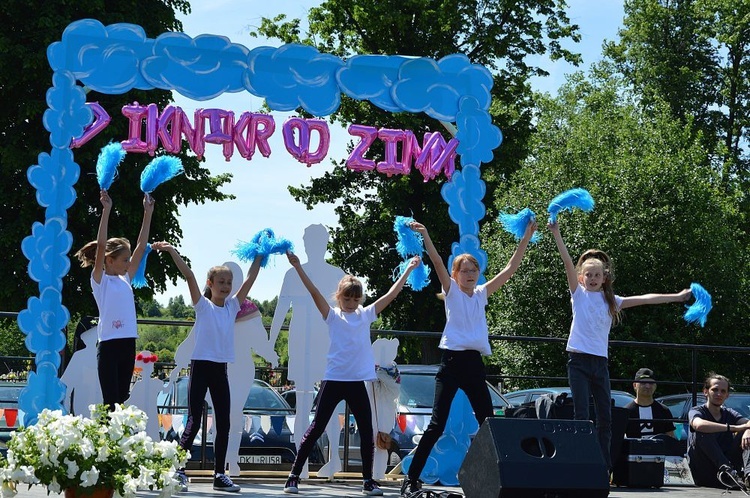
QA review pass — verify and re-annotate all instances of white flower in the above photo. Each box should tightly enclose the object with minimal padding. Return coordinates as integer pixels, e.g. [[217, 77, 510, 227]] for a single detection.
[[64, 458, 79, 479], [0, 480, 17, 498], [79, 467, 100, 487], [47, 476, 61, 494]]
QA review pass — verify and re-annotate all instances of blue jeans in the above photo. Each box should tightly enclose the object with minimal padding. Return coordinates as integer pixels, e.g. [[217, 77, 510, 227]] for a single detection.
[[567, 352, 612, 469]]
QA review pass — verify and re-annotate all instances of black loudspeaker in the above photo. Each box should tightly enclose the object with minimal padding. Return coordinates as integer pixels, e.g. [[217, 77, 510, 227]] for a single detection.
[[458, 418, 609, 498]]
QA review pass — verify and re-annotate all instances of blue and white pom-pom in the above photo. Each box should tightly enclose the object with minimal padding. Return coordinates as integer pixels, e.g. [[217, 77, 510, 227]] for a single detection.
[[684, 282, 712, 327], [498, 208, 540, 243], [96, 142, 126, 190], [547, 188, 595, 223], [140, 156, 184, 193], [233, 228, 294, 268], [131, 243, 152, 289], [394, 216, 424, 257], [393, 259, 431, 291]]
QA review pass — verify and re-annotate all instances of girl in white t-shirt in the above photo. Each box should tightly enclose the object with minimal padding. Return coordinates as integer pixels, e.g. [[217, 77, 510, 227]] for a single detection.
[[549, 220, 691, 471], [282, 252, 420, 496], [74, 190, 154, 411], [401, 219, 537, 496], [151, 241, 263, 493]]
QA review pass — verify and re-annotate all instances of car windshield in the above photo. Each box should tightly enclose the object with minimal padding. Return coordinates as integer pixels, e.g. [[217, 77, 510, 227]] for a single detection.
[[244, 382, 292, 412]]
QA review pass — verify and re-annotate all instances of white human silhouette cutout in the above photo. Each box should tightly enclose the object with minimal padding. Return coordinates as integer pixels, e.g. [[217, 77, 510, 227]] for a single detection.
[[368, 338, 400, 479], [223, 261, 279, 476], [60, 327, 102, 416], [126, 350, 164, 441], [269, 224, 345, 478]]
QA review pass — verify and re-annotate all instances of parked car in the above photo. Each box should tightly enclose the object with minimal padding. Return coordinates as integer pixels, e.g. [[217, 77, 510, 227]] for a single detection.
[[0, 381, 26, 457], [657, 392, 750, 421], [280, 365, 511, 469], [159, 377, 325, 469], [503, 387, 636, 408], [391, 365, 510, 464]]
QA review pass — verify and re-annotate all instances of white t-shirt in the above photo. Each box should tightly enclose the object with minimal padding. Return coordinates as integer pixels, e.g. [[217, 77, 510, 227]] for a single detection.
[[190, 295, 241, 363], [566, 285, 623, 358], [91, 273, 138, 342], [324, 304, 378, 382], [439, 279, 491, 356]]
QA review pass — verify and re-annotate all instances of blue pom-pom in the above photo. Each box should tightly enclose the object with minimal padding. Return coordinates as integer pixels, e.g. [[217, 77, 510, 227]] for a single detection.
[[684, 282, 712, 327], [131, 243, 152, 289], [394, 216, 424, 257], [96, 142, 126, 190], [547, 188, 595, 223], [233, 228, 294, 267], [140, 156, 184, 193], [498, 208, 540, 243], [393, 259, 431, 291]]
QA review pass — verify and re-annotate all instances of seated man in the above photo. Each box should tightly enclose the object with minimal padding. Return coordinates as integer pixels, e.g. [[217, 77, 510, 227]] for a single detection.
[[624, 368, 675, 439], [688, 373, 750, 488]]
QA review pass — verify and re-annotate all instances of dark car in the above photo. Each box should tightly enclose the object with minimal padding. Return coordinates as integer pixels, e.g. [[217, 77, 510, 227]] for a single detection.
[[503, 387, 636, 408], [159, 377, 325, 469]]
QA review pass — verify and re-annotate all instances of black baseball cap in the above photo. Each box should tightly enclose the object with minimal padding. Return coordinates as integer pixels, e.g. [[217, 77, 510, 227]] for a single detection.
[[634, 368, 656, 382]]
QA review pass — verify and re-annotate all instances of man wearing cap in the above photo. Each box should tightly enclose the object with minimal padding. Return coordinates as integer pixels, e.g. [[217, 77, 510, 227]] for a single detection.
[[624, 368, 675, 439]]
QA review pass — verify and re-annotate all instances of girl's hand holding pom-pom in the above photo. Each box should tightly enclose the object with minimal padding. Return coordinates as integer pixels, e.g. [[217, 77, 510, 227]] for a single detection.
[[409, 221, 427, 235], [286, 252, 301, 268]]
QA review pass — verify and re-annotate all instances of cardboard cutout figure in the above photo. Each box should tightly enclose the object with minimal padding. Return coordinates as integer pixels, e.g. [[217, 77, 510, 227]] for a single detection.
[[60, 327, 102, 416], [269, 224, 345, 478], [223, 261, 279, 476], [368, 338, 400, 479]]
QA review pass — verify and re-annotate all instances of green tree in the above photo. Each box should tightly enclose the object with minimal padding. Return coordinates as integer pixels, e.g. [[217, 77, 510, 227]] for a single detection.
[[604, 0, 750, 189], [253, 0, 582, 363], [138, 298, 163, 318], [486, 70, 748, 390], [0, 0, 233, 319], [166, 295, 194, 319]]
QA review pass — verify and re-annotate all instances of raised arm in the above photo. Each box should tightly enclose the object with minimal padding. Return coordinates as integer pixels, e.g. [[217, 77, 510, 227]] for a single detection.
[[234, 255, 263, 304], [286, 252, 330, 319], [373, 256, 420, 314], [128, 194, 155, 280], [151, 242, 201, 305], [92, 190, 112, 284], [620, 289, 692, 309], [485, 220, 538, 296], [410, 221, 451, 293], [548, 221, 578, 293]]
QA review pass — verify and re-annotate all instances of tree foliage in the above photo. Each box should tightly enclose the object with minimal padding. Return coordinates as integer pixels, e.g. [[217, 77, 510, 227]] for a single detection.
[[0, 0, 233, 319], [486, 70, 748, 391], [252, 0, 581, 363], [604, 0, 750, 190]]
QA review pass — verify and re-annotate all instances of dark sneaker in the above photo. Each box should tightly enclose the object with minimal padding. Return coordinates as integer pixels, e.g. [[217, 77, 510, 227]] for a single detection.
[[400, 476, 422, 497], [175, 468, 188, 493], [363, 478, 383, 496], [213, 473, 241, 492], [284, 474, 300, 494]]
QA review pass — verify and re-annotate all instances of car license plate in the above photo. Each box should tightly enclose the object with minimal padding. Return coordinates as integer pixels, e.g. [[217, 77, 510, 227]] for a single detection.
[[238, 455, 282, 464]]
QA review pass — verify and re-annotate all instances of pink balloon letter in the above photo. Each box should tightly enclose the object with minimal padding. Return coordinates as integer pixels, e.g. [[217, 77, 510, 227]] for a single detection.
[[70, 102, 111, 148]]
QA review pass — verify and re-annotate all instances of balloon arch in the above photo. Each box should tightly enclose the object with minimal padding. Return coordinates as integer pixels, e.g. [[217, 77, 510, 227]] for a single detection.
[[19, 19, 502, 428]]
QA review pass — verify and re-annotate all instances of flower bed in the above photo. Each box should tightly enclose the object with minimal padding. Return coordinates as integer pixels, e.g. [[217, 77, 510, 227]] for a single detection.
[[0, 404, 187, 497]]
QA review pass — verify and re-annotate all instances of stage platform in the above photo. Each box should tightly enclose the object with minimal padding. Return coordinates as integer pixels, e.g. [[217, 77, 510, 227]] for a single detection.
[[14, 472, 738, 497]]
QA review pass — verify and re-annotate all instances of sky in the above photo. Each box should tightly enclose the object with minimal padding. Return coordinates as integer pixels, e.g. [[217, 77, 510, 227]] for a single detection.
[[155, 0, 626, 305]]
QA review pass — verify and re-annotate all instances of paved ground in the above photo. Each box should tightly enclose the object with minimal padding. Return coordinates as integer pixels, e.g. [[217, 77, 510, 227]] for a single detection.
[[14, 477, 742, 497]]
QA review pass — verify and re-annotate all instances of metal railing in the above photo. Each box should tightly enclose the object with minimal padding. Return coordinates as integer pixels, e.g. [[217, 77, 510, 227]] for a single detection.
[[3, 312, 750, 470]]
